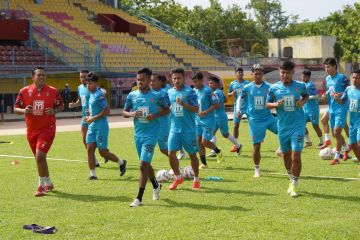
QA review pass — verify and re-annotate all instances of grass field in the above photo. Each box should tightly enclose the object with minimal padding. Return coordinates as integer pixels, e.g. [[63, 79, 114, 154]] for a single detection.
[[0, 121, 359, 239]]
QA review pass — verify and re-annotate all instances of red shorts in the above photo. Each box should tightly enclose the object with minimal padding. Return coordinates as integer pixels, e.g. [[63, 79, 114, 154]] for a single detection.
[[27, 125, 56, 155]]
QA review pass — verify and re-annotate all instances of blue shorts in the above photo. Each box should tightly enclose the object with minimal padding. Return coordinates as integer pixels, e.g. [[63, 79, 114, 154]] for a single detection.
[[168, 131, 199, 154], [329, 112, 347, 130], [349, 125, 360, 144], [278, 128, 305, 152], [158, 129, 169, 151], [81, 120, 88, 128], [249, 117, 278, 144], [305, 111, 319, 125], [135, 136, 157, 163], [215, 119, 229, 136], [196, 122, 215, 141], [86, 126, 109, 150], [233, 110, 244, 124]]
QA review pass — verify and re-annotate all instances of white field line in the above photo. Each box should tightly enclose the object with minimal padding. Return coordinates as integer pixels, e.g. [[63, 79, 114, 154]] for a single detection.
[[1, 154, 359, 181]]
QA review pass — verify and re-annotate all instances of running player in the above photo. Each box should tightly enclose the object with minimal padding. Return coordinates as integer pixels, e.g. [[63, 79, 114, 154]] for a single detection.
[[339, 70, 360, 164], [151, 73, 170, 156], [167, 68, 200, 190], [191, 72, 222, 168], [228, 67, 248, 152], [84, 72, 127, 180], [323, 58, 350, 165], [69, 70, 100, 167], [266, 60, 309, 197], [301, 69, 323, 147], [207, 76, 242, 157], [14, 66, 64, 197], [124, 68, 170, 207], [238, 64, 278, 177]]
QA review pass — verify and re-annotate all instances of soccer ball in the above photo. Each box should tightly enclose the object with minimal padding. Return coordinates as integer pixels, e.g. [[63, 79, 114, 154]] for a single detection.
[[319, 147, 333, 160], [156, 169, 171, 182], [183, 166, 194, 179]]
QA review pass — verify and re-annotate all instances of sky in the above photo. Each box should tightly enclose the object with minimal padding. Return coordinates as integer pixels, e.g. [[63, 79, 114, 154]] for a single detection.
[[175, 0, 359, 21]]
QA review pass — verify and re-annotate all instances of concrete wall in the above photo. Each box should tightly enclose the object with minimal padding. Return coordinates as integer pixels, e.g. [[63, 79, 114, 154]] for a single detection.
[[268, 36, 336, 59]]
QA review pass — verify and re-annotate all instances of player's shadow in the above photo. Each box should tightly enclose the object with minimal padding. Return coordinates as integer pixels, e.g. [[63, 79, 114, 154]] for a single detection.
[[160, 198, 249, 212], [179, 187, 275, 197], [262, 174, 355, 182], [220, 166, 276, 173], [102, 176, 138, 182], [302, 191, 360, 203], [48, 190, 132, 202]]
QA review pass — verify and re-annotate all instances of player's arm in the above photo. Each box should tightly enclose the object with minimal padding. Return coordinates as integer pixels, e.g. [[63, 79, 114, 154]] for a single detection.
[[199, 93, 220, 117], [122, 94, 142, 118], [69, 98, 81, 109], [14, 91, 33, 115], [178, 90, 198, 113], [227, 85, 234, 96], [266, 88, 282, 109], [296, 86, 309, 107], [85, 106, 110, 124], [45, 91, 64, 115]]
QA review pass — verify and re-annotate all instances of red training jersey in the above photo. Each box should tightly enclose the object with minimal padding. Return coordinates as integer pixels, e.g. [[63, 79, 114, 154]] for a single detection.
[[14, 84, 64, 132]]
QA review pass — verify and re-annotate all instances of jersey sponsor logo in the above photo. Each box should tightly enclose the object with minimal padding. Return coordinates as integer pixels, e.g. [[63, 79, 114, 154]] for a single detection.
[[283, 95, 295, 112], [349, 99, 358, 112], [173, 102, 184, 117], [33, 100, 44, 115], [254, 96, 264, 110], [138, 106, 149, 123]]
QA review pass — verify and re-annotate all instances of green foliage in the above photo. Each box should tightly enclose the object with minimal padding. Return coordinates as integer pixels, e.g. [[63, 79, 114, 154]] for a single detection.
[[251, 42, 265, 56]]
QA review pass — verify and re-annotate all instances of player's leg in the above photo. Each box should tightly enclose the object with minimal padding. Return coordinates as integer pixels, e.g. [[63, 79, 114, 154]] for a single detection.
[[82, 123, 100, 167], [249, 119, 267, 177], [220, 119, 242, 155], [304, 127, 312, 147], [183, 132, 200, 190], [158, 130, 169, 156], [288, 129, 304, 197], [349, 126, 360, 162], [200, 124, 223, 164], [87, 142, 97, 179], [197, 124, 208, 168], [231, 119, 240, 152], [97, 126, 126, 174], [278, 132, 293, 194], [330, 113, 346, 165], [34, 128, 56, 196], [253, 143, 261, 177], [168, 132, 184, 190], [311, 111, 323, 147], [320, 111, 331, 148]]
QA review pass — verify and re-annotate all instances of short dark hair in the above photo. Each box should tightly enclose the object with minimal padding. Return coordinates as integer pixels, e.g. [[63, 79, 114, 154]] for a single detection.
[[323, 57, 337, 67], [209, 76, 220, 84], [235, 67, 243, 73], [137, 68, 152, 76], [158, 75, 167, 83], [191, 72, 203, 80], [352, 69, 360, 74], [302, 69, 311, 77], [80, 70, 89, 74], [171, 68, 185, 76], [86, 72, 99, 82], [280, 60, 295, 70], [32, 66, 45, 76]]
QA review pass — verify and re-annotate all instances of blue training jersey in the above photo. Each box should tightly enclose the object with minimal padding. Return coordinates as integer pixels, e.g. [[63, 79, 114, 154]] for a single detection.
[[168, 85, 198, 133], [228, 79, 250, 108], [341, 86, 360, 127], [326, 72, 350, 114], [241, 81, 273, 121], [303, 81, 319, 114], [89, 87, 108, 128], [124, 89, 169, 138], [213, 88, 228, 122], [78, 84, 90, 118], [266, 80, 309, 131], [195, 85, 219, 125], [152, 88, 171, 131]]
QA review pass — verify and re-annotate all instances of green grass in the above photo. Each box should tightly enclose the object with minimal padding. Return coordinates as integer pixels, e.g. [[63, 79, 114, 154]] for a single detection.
[[0, 121, 359, 239]]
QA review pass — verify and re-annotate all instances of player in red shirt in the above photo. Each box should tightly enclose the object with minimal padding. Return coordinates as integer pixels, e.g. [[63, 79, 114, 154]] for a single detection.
[[14, 66, 64, 197]]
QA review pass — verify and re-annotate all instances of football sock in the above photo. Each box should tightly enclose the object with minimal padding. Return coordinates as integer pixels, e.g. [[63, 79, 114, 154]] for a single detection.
[[255, 165, 260, 170], [39, 177, 46, 187], [118, 159, 124, 165], [200, 155, 207, 165], [90, 169, 96, 177], [150, 177, 159, 189], [213, 147, 221, 154], [287, 170, 293, 180], [292, 176, 299, 186], [194, 177, 199, 182], [45, 177, 52, 185], [319, 137, 323, 144], [227, 135, 240, 148], [176, 174, 182, 180], [324, 134, 330, 141], [335, 151, 341, 159], [137, 188, 145, 202]]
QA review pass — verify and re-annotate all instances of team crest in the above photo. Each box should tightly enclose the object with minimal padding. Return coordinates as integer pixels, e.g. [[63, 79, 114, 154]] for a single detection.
[[28, 90, 32, 97]]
